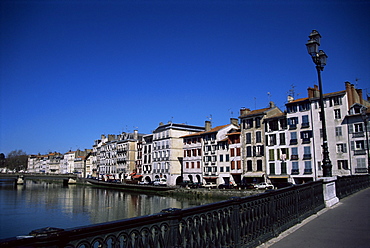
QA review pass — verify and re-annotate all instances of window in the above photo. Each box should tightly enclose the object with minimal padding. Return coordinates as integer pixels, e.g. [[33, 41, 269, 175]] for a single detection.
[[279, 133, 286, 145], [269, 149, 275, 161], [191, 162, 194, 168], [331, 96, 342, 106], [226, 154, 230, 162], [291, 147, 298, 160], [335, 127, 342, 137], [246, 133, 251, 144], [303, 146, 311, 159], [230, 148, 235, 157], [220, 154, 223, 162], [288, 117, 298, 129], [247, 160, 252, 171], [334, 109, 341, 119], [231, 161, 235, 170], [197, 161, 200, 168], [220, 167, 224, 172], [269, 134, 276, 146], [355, 158, 367, 173], [299, 103, 310, 111], [290, 132, 298, 145], [237, 160, 241, 169], [292, 162, 299, 174], [301, 131, 312, 143], [269, 163, 275, 175], [287, 105, 297, 113], [337, 160, 348, 170], [354, 123, 364, 133], [304, 161, 312, 174], [256, 131, 262, 143], [302, 115, 309, 127], [257, 160, 263, 171], [246, 146, 252, 157], [336, 143, 347, 153], [236, 147, 241, 156], [255, 117, 261, 128], [245, 119, 253, 129]]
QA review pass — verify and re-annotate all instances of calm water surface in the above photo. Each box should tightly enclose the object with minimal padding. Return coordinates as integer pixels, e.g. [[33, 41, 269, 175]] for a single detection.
[[0, 180, 218, 239]]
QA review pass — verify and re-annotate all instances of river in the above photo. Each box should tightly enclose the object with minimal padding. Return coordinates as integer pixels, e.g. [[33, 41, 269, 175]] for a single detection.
[[0, 180, 219, 239]]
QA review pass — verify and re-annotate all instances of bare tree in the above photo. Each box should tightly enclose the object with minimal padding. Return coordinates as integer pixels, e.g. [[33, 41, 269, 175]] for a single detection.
[[5, 150, 28, 171]]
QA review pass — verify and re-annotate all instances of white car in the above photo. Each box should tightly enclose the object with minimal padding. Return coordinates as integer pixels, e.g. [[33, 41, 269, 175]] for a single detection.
[[254, 182, 274, 190], [203, 183, 217, 189], [153, 178, 167, 186]]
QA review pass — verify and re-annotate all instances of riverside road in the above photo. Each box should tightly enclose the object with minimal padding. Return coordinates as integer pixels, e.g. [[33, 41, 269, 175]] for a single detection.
[[259, 187, 370, 248]]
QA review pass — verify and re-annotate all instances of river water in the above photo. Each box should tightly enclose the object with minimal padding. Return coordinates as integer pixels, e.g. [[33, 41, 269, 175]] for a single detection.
[[0, 180, 219, 239]]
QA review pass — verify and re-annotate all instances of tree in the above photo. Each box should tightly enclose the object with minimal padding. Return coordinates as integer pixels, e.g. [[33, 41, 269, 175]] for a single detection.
[[0, 153, 5, 168], [5, 150, 28, 171]]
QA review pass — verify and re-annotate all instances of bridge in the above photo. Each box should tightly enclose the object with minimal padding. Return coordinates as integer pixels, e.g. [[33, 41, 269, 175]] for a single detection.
[[0, 175, 369, 248], [0, 173, 78, 185]]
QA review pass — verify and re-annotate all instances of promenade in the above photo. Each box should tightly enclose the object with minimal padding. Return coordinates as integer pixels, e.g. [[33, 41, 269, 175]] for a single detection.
[[259, 187, 370, 248]]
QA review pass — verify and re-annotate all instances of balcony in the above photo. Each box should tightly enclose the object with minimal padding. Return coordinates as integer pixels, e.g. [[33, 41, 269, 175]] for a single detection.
[[301, 122, 310, 128], [290, 139, 298, 145], [303, 154, 312, 160], [354, 150, 366, 155], [289, 125, 297, 130], [304, 169, 313, 174], [355, 168, 368, 173], [291, 155, 299, 160], [352, 132, 364, 138], [302, 138, 311, 144], [291, 169, 299, 175]]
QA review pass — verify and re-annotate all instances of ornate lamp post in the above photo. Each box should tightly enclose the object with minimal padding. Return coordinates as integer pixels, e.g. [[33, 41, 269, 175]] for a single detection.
[[360, 106, 370, 173], [306, 30, 332, 177]]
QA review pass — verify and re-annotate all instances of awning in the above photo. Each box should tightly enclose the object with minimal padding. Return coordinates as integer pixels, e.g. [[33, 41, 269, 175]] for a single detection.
[[132, 175, 143, 179], [268, 175, 289, 179], [130, 172, 136, 176], [243, 172, 264, 177]]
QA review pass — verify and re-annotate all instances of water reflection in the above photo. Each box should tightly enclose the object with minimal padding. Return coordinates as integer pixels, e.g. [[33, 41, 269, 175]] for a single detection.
[[0, 180, 217, 239]]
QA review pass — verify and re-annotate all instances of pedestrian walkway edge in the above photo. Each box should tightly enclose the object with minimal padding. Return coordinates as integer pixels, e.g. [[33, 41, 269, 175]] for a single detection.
[[256, 202, 343, 248]]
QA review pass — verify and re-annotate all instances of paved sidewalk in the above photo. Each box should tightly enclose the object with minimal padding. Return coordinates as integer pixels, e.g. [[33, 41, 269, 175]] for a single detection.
[[259, 187, 370, 248]]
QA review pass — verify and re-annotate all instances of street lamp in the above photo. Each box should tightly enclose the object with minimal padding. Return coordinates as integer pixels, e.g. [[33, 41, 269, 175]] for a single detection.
[[306, 30, 332, 177], [360, 106, 370, 173]]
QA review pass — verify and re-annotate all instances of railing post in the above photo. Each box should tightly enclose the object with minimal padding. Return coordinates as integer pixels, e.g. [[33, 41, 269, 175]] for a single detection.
[[161, 208, 182, 248], [230, 197, 241, 248], [322, 177, 339, 207]]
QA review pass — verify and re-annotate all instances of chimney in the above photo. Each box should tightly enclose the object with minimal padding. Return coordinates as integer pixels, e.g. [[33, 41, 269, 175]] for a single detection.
[[356, 89, 363, 104], [240, 107, 250, 116], [287, 95, 294, 102], [269, 101, 275, 108], [205, 120, 212, 131], [345, 81, 354, 107], [134, 130, 138, 140], [230, 118, 239, 126]]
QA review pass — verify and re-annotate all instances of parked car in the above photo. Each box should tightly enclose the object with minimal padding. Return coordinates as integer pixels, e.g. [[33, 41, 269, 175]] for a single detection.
[[274, 182, 294, 189], [203, 182, 217, 189], [254, 182, 274, 190], [153, 178, 167, 186]]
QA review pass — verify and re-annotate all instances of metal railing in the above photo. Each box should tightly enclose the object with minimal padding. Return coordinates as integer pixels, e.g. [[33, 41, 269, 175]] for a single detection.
[[335, 175, 370, 199], [0, 181, 324, 248]]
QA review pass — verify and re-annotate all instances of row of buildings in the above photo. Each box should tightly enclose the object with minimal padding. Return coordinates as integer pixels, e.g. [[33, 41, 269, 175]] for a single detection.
[[28, 82, 370, 186]]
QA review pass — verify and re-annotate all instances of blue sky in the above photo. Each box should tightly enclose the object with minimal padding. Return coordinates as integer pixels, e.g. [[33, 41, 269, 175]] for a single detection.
[[1, 0, 369, 156]]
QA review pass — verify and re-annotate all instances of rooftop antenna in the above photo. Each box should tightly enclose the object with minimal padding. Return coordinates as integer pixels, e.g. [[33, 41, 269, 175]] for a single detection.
[[228, 109, 234, 117], [206, 114, 212, 124], [267, 92, 272, 102], [254, 97, 257, 109], [355, 78, 360, 88]]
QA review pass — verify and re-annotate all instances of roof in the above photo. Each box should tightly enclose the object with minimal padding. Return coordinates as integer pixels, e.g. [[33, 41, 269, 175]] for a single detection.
[[180, 124, 232, 138], [264, 112, 286, 120], [239, 107, 271, 118], [287, 90, 346, 104]]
